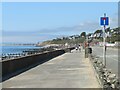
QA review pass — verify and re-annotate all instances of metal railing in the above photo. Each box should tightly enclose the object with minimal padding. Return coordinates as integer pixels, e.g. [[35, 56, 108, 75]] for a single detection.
[[1, 47, 55, 60], [1, 46, 74, 60]]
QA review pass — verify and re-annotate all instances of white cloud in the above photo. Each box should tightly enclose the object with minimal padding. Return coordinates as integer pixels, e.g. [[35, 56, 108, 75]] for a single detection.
[[79, 23, 84, 26], [2, 16, 118, 43]]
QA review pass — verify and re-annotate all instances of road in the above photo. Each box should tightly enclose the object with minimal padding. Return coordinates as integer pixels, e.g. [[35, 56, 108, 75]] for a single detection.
[[92, 46, 119, 78]]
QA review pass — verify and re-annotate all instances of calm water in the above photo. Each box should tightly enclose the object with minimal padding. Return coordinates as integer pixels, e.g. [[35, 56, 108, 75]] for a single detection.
[[1, 45, 41, 55]]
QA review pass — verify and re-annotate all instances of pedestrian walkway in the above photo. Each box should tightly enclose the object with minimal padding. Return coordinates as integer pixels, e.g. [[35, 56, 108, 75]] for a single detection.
[[2, 50, 100, 88]]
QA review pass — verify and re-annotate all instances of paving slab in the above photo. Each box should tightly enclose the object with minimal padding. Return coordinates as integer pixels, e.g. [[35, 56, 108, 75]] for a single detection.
[[2, 50, 100, 88]]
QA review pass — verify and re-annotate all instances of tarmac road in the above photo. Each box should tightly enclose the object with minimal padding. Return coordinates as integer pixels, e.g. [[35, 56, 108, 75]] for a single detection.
[[92, 46, 119, 79]]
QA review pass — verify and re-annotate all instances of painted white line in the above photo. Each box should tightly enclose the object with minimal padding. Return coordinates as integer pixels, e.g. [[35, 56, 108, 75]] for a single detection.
[[95, 55, 119, 62], [107, 57, 120, 62]]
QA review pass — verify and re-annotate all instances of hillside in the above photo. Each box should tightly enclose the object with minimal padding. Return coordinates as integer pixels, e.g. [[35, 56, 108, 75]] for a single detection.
[[37, 27, 120, 46]]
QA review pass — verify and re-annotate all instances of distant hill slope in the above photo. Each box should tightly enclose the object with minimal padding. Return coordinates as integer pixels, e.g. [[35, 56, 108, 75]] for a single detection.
[[37, 27, 120, 46]]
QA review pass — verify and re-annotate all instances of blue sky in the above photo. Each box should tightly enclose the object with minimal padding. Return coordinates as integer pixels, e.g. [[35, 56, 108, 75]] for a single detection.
[[2, 2, 118, 43]]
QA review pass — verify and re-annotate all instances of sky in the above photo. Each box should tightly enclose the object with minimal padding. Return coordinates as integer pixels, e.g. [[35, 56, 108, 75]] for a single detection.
[[1, 2, 118, 43]]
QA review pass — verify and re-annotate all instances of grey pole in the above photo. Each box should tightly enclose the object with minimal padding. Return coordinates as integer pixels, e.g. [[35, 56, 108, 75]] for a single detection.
[[103, 13, 106, 67]]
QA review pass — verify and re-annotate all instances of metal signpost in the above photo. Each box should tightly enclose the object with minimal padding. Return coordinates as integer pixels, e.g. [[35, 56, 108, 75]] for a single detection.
[[100, 13, 109, 67]]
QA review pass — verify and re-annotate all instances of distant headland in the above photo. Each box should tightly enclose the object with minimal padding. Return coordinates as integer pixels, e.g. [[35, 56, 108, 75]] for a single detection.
[[2, 43, 37, 46]]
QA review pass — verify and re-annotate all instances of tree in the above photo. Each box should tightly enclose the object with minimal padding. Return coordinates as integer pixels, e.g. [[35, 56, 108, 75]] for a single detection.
[[105, 27, 110, 33], [94, 30, 102, 34], [94, 30, 103, 39], [80, 32, 86, 37]]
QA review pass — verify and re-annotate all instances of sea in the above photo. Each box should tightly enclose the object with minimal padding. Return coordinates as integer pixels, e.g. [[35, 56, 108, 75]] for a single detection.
[[1, 45, 41, 56]]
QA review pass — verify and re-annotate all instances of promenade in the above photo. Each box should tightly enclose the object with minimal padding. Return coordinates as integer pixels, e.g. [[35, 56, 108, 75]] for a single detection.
[[2, 50, 100, 88]]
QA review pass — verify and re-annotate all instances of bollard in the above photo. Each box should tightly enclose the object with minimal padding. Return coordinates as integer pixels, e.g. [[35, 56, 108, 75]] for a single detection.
[[85, 47, 92, 58], [88, 47, 92, 54], [85, 48, 88, 58]]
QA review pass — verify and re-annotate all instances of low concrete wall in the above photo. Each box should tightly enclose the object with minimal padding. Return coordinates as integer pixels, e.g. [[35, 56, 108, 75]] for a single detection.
[[2, 47, 74, 81]]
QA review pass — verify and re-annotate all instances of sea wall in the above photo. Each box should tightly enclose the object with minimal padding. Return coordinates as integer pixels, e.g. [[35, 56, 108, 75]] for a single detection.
[[2, 47, 74, 81]]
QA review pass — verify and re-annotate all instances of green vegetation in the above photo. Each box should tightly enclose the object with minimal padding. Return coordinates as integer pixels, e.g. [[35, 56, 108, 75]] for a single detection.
[[38, 27, 120, 46], [93, 27, 120, 43], [40, 36, 86, 45]]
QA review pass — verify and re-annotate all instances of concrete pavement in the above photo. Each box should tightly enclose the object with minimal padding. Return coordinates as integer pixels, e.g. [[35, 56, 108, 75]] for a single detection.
[[2, 50, 100, 88]]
